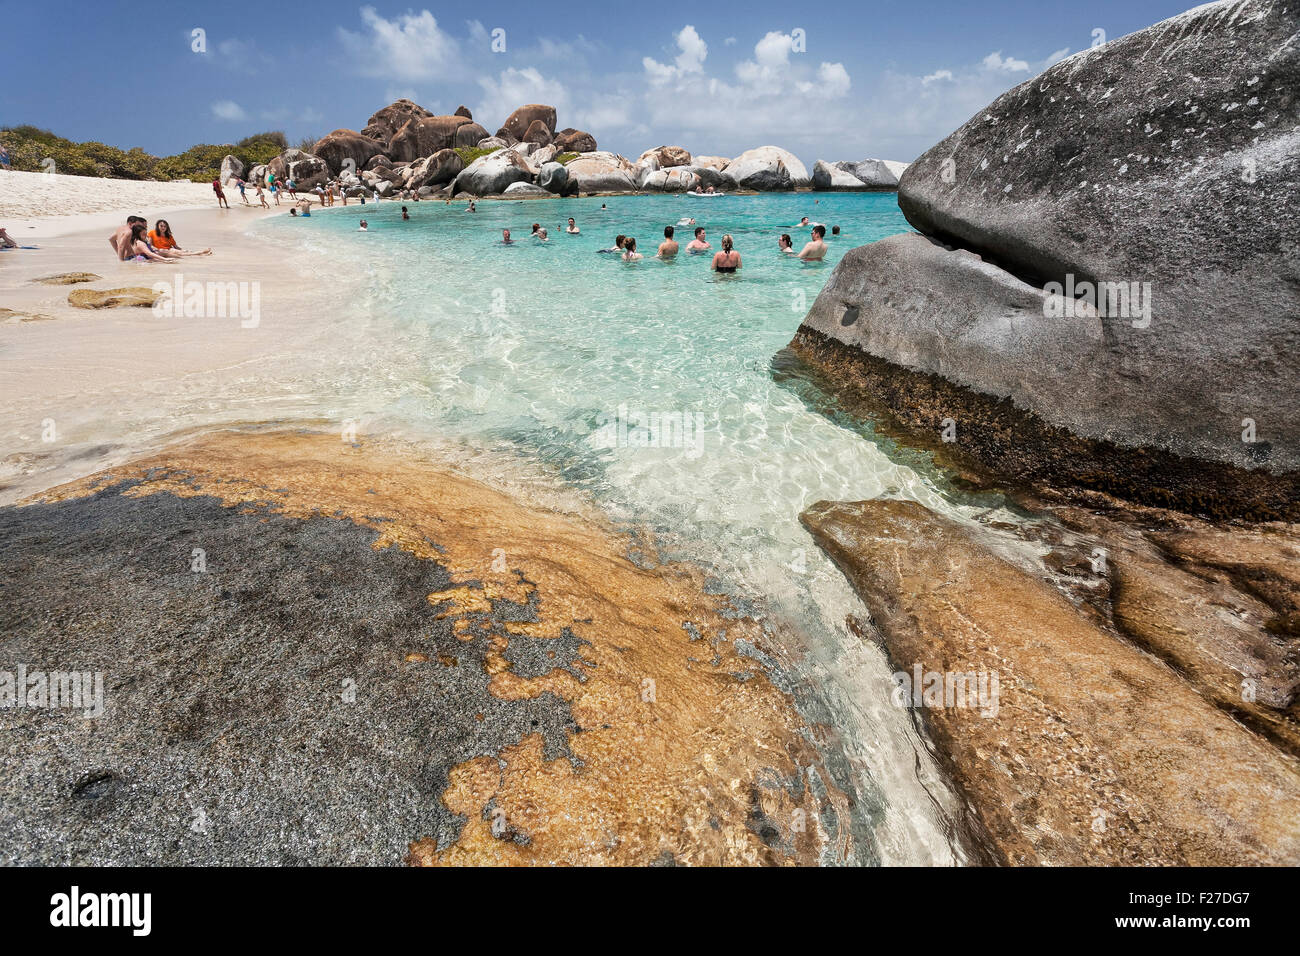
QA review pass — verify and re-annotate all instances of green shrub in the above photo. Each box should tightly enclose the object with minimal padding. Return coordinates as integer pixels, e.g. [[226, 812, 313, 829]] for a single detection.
[[554, 152, 580, 165], [453, 145, 499, 166]]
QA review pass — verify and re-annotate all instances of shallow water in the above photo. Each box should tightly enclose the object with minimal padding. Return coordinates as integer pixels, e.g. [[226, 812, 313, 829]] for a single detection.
[[255, 192, 1027, 864]]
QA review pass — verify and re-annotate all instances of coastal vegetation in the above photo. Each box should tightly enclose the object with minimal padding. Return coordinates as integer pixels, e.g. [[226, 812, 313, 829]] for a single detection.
[[0, 125, 287, 182]]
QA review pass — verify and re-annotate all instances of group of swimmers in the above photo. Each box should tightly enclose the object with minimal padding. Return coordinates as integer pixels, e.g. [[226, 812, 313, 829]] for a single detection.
[[494, 216, 833, 272], [109, 216, 211, 262]]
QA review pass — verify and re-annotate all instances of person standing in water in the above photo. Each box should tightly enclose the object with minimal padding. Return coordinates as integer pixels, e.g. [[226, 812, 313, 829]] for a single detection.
[[686, 227, 710, 252], [566, 218, 580, 234], [778, 233, 795, 254], [711, 234, 741, 273], [622, 237, 643, 261], [657, 225, 678, 259], [798, 224, 828, 261], [212, 178, 230, 209]]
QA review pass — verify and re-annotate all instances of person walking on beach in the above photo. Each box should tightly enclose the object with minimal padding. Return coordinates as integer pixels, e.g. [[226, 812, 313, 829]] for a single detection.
[[686, 227, 710, 252], [212, 177, 230, 209], [711, 234, 741, 274], [798, 225, 828, 261], [255, 184, 270, 209], [269, 180, 281, 206], [657, 225, 678, 258], [286, 179, 297, 200], [0, 144, 10, 171], [237, 179, 249, 205]]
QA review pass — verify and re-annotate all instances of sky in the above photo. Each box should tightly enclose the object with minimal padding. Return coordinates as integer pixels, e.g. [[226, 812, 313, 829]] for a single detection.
[[0, 0, 1201, 166]]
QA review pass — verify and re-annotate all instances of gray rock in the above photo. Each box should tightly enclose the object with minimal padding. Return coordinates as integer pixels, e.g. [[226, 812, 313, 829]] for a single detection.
[[477, 136, 508, 150], [219, 154, 244, 185], [640, 168, 700, 192], [834, 159, 909, 189], [813, 160, 869, 190], [451, 149, 535, 195], [563, 151, 637, 193], [503, 182, 552, 197], [404, 149, 464, 190], [312, 129, 387, 176], [891, 0, 1300, 476], [724, 146, 810, 190], [537, 161, 570, 193]]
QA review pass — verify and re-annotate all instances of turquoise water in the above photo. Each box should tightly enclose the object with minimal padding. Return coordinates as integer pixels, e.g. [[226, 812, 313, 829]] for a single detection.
[[260, 192, 1016, 864]]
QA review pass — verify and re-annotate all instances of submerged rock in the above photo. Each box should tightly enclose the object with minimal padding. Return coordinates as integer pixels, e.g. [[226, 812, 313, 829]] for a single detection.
[[800, 497, 1300, 865], [32, 272, 100, 285], [68, 287, 162, 309]]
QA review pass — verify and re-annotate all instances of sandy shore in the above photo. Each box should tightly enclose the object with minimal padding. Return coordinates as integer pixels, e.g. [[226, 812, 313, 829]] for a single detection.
[[0, 172, 361, 501]]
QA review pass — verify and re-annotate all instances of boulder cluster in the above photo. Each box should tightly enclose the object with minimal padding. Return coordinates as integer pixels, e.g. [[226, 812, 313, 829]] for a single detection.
[[218, 97, 909, 199]]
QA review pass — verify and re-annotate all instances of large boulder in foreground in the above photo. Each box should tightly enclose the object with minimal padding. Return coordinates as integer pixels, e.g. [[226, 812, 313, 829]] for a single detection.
[[389, 115, 476, 163], [497, 104, 557, 143], [725, 146, 810, 190], [788, 231, 1300, 519], [362, 98, 433, 146], [893, 0, 1299, 477], [313, 129, 386, 175], [450, 149, 535, 195], [563, 151, 637, 193], [800, 497, 1300, 865]]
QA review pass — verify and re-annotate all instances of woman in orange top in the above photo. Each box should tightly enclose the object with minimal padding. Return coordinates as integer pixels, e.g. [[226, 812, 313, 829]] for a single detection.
[[149, 220, 211, 257]]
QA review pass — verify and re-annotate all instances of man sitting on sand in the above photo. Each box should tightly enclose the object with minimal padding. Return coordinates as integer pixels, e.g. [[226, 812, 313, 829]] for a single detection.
[[798, 225, 828, 261], [117, 221, 171, 262], [110, 216, 147, 257], [686, 227, 710, 252], [657, 225, 678, 258]]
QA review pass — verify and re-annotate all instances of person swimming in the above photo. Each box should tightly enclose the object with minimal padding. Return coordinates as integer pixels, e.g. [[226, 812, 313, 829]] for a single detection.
[[622, 237, 643, 261], [359, 220, 368, 231], [566, 218, 579, 234], [686, 227, 710, 252], [501, 228, 513, 244], [778, 233, 795, 254], [831, 225, 840, 236], [711, 234, 741, 274], [535, 227, 549, 241], [598, 234, 626, 254], [402, 206, 410, 220]]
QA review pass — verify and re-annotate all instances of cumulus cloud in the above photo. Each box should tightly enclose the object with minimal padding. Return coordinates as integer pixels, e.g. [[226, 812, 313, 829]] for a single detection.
[[475, 67, 572, 126], [922, 69, 954, 86], [643, 25, 708, 84], [211, 100, 248, 121], [338, 6, 460, 81], [982, 50, 1030, 72]]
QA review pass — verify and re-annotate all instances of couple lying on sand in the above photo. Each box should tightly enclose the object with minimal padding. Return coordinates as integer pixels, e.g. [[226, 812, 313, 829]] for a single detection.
[[110, 216, 211, 262]]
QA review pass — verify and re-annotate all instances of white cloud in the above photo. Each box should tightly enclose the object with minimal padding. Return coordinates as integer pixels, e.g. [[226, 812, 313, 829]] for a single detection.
[[922, 69, 954, 86], [475, 67, 572, 128], [211, 100, 248, 121], [982, 51, 1030, 72], [723, 37, 737, 46], [338, 6, 460, 81], [643, 24, 708, 84], [818, 62, 851, 98]]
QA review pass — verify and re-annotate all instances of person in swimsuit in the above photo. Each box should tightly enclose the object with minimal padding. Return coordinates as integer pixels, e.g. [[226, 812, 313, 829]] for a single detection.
[[566, 218, 579, 234], [212, 178, 229, 209], [711, 234, 741, 274], [149, 220, 211, 257], [657, 225, 678, 258], [798, 224, 828, 261], [501, 229, 513, 244], [237, 179, 249, 204], [359, 220, 368, 231], [402, 206, 410, 220], [120, 222, 170, 261], [598, 235, 626, 254], [778, 233, 795, 254], [0, 228, 18, 249], [255, 184, 270, 209], [686, 227, 710, 252], [622, 237, 643, 261]]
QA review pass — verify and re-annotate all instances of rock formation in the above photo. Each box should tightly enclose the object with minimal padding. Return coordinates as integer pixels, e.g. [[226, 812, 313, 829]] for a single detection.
[[389, 115, 476, 163], [361, 98, 433, 146], [312, 129, 386, 175], [450, 149, 536, 196], [789, 0, 1300, 519], [563, 151, 638, 193], [497, 104, 557, 144], [800, 498, 1300, 865], [724, 146, 810, 190], [553, 128, 597, 153]]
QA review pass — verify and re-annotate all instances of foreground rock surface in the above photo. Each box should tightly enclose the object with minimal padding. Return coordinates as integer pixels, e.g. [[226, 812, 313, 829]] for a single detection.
[[0, 430, 840, 865], [896, 0, 1300, 474], [801, 498, 1300, 865]]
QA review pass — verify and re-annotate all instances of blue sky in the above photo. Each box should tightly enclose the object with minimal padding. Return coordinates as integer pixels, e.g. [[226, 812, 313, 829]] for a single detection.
[[1, 0, 1198, 164]]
